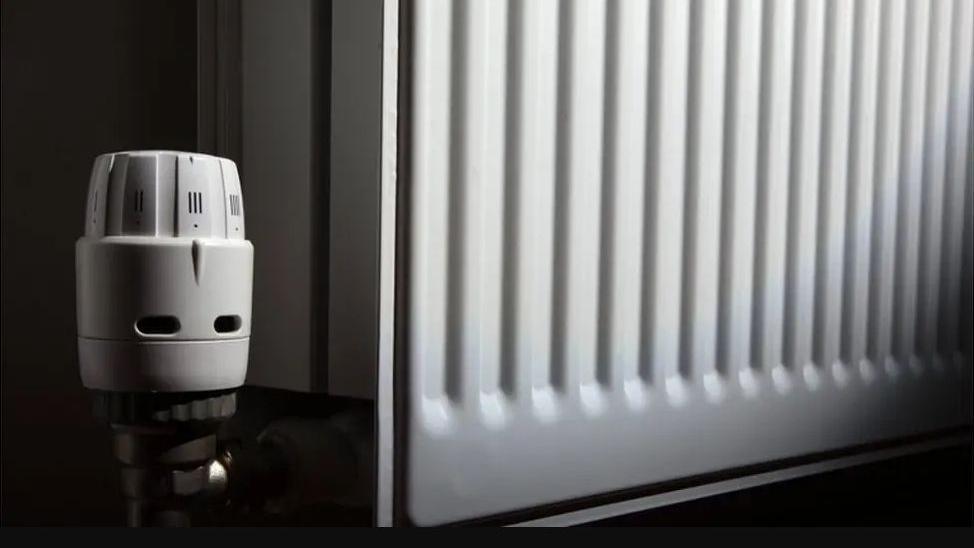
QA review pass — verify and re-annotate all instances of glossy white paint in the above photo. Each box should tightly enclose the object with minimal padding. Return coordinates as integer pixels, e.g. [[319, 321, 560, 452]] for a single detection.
[[401, 0, 974, 526]]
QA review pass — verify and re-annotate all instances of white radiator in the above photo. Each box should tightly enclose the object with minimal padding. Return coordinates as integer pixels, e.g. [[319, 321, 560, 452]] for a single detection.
[[399, 0, 973, 525]]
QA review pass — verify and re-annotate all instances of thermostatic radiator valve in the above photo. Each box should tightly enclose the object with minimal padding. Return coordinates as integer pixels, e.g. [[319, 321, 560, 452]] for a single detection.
[[76, 150, 252, 392], [76, 151, 253, 526]]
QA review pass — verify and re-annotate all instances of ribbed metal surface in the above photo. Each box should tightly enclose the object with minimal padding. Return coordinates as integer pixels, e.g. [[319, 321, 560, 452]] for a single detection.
[[405, 0, 973, 525]]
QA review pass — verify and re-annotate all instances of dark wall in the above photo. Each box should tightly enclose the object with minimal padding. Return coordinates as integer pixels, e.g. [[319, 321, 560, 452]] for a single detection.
[[1, 0, 197, 524]]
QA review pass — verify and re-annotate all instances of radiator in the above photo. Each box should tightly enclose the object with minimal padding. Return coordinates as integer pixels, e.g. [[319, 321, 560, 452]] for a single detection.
[[400, 0, 973, 525]]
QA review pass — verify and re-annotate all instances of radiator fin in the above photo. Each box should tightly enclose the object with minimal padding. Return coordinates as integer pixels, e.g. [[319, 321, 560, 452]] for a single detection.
[[406, 0, 974, 525]]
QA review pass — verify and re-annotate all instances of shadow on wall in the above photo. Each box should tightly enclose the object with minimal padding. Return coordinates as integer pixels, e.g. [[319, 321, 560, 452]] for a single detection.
[[1, 0, 197, 524]]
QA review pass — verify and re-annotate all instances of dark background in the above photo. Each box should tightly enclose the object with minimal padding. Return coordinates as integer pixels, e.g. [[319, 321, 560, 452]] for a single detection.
[[2, 0, 197, 524], [1, 0, 971, 527]]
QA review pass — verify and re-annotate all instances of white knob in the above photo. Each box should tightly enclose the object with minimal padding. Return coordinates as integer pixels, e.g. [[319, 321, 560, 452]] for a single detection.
[[77, 151, 253, 393], [85, 151, 245, 240]]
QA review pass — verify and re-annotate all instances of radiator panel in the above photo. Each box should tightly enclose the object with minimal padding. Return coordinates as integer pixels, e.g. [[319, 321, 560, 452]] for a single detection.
[[404, 0, 974, 525]]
